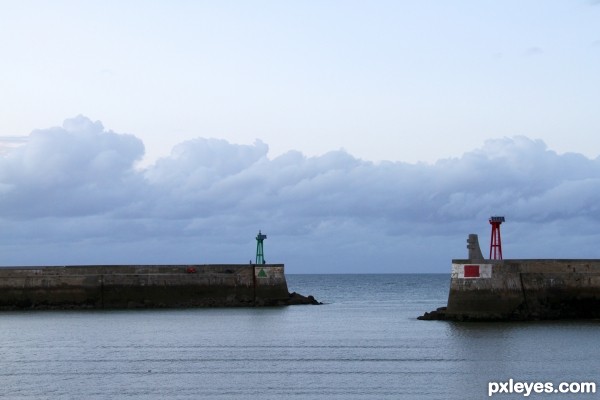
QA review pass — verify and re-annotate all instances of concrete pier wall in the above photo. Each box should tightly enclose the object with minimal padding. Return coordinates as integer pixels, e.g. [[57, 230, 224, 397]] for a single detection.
[[0, 264, 290, 309], [445, 260, 600, 320]]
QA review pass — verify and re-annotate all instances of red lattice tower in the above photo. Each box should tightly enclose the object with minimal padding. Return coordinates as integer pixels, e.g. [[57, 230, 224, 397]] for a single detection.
[[489, 216, 505, 260]]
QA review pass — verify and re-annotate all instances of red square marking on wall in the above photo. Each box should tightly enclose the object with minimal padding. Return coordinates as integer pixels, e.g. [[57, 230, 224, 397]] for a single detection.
[[464, 265, 480, 278]]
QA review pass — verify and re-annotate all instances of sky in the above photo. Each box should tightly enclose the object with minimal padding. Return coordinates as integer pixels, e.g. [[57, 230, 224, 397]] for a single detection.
[[0, 1, 599, 273]]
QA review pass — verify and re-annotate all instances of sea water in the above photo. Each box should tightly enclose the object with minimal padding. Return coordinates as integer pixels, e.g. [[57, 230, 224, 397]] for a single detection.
[[1, 274, 599, 399]]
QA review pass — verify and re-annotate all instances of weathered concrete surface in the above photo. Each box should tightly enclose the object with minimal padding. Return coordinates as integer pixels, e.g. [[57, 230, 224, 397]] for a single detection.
[[420, 260, 600, 321], [0, 264, 319, 310]]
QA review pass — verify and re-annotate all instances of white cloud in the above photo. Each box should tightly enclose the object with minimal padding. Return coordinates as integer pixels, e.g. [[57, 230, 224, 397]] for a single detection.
[[2, 117, 600, 272], [0, 115, 145, 218], [0, 136, 28, 156]]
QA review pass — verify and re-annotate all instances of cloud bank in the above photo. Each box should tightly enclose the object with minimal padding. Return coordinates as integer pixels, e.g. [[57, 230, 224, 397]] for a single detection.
[[1, 116, 600, 273]]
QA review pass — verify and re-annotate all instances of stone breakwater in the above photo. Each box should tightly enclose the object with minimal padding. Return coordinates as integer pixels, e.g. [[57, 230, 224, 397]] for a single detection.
[[0, 264, 320, 310], [419, 259, 600, 321]]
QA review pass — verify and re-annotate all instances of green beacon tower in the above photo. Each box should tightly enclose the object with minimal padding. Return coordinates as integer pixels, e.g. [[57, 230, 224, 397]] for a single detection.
[[255, 230, 267, 264]]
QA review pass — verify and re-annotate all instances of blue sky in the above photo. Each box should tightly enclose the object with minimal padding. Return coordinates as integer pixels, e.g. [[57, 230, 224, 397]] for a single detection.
[[0, 1, 599, 272]]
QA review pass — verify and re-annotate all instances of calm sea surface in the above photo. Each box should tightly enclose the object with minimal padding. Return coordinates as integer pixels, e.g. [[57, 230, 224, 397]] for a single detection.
[[1, 274, 599, 399]]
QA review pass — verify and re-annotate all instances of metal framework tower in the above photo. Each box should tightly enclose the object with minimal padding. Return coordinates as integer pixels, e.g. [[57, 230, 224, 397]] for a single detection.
[[255, 230, 267, 264], [489, 216, 505, 260]]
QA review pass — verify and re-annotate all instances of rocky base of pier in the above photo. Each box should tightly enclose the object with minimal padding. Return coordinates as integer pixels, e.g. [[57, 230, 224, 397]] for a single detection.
[[257, 291, 322, 306], [286, 292, 322, 305], [417, 307, 449, 321]]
